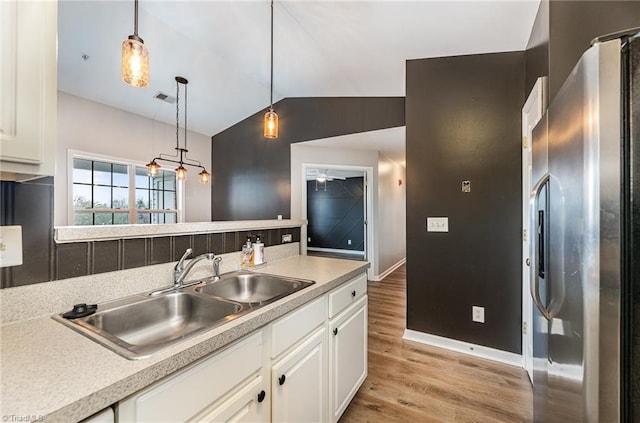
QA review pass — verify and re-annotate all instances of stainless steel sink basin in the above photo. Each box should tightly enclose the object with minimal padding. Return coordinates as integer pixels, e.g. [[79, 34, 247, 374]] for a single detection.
[[53, 292, 245, 359], [195, 272, 315, 305]]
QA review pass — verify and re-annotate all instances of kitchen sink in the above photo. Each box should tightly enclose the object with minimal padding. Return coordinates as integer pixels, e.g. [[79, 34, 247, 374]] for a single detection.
[[195, 272, 315, 305], [54, 272, 315, 360], [53, 292, 245, 359]]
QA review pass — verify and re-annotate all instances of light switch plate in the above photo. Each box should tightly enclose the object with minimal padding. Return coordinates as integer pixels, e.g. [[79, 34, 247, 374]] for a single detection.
[[426, 217, 449, 232], [0, 226, 23, 267]]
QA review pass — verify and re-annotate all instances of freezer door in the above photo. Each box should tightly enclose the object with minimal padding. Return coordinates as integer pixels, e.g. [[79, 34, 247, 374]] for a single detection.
[[545, 39, 622, 422]]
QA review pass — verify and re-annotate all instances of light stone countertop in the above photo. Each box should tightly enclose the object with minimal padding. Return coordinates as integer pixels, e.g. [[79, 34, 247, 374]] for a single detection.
[[54, 219, 306, 243], [0, 255, 369, 422]]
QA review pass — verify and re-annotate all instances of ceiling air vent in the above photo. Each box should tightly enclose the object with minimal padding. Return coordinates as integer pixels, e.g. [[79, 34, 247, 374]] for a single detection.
[[154, 92, 176, 104]]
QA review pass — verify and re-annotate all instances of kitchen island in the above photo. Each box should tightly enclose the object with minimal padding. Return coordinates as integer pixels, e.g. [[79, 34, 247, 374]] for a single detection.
[[0, 255, 368, 422]]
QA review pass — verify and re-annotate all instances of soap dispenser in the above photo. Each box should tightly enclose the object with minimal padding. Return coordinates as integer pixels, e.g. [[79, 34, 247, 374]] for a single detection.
[[241, 237, 254, 267], [254, 235, 265, 265]]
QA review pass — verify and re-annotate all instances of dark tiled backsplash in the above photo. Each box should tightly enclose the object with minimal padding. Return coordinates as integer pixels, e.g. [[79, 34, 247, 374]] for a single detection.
[[1, 228, 300, 288]]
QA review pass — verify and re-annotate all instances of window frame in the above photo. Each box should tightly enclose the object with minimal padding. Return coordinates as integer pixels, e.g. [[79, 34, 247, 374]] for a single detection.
[[68, 150, 185, 226]]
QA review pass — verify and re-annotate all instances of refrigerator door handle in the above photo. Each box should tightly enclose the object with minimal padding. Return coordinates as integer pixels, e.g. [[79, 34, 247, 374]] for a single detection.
[[530, 172, 553, 321]]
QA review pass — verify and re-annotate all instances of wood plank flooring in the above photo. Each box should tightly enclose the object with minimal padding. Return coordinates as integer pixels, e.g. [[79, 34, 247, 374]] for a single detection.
[[339, 264, 533, 423]]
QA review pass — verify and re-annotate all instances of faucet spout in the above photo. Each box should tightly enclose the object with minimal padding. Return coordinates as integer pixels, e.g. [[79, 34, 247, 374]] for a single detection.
[[174, 253, 215, 288]]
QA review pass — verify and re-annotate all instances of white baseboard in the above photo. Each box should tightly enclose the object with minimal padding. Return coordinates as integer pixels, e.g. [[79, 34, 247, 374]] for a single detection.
[[371, 258, 406, 281], [307, 247, 365, 256], [402, 329, 522, 368]]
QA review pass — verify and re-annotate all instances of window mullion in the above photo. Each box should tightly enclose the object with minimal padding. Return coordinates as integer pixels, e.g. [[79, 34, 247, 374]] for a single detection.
[[129, 164, 136, 224]]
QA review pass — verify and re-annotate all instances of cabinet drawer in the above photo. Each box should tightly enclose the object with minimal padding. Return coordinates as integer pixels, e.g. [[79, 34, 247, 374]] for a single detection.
[[271, 295, 326, 359], [328, 273, 367, 318], [119, 332, 263, 422]]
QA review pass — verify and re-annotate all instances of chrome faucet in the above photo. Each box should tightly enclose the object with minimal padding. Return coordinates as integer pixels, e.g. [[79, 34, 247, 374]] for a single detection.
[[213, 257, 222, 280], [174, 248, 193, 282], [174, 252, 215, 288]]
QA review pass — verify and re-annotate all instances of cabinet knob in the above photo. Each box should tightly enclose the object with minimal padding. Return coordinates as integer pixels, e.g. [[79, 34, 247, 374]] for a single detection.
[[351, 290, 356, 297], [278, 374, 286, 385], [333, 328, 338, 336], [257, 390, 266, 403]]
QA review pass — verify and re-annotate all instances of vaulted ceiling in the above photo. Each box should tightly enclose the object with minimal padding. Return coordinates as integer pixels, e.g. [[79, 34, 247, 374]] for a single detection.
[[58, 1, 540, 139]]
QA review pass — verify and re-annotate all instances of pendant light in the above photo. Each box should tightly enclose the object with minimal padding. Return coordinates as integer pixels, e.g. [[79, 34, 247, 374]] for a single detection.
[[122, 0, 149, 88], [264, 0, 278, 139], [146, 77, 211, 184]]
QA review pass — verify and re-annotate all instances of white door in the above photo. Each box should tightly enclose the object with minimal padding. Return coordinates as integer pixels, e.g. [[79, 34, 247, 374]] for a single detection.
[[329, 297, 367, 423], [521, 77, 546, 383], [272, 328, 326, 423]]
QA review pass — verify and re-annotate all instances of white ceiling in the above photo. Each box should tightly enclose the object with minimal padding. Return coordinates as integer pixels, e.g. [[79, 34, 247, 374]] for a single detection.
[[58, 0, 540, 163]]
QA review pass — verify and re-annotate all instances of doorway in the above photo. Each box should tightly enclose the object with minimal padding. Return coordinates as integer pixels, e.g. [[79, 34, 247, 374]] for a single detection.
[[301, 164, 373, 271], [305, 167, 367, 261]]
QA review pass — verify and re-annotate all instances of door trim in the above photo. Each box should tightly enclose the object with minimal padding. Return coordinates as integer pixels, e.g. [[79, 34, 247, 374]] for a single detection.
[[522, 76, 547, 382]]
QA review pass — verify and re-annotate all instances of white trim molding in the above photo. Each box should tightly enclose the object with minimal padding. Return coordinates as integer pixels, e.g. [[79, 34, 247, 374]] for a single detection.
[[403, 329, 522, 368], [307, 247, 365, 256], [371, 258, 406, 281]]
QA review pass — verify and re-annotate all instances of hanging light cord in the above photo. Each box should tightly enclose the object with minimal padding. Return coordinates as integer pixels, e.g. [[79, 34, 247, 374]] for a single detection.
[[133, 0, 139, 37], [269, 0, 274, 110], [184, 80, 188, 151], [175, 79, 180, 151]]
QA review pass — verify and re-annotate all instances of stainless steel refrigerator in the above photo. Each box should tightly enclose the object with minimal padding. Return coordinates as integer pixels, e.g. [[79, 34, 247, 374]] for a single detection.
[[530, 29, 640, 422]]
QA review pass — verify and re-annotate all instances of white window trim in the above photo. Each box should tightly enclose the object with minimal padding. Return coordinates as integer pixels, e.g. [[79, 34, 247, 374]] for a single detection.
[[67, 149, 185, 226]]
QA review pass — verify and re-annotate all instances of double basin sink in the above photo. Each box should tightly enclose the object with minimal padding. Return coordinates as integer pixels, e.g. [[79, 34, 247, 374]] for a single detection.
[[54, 272, 315, 359]]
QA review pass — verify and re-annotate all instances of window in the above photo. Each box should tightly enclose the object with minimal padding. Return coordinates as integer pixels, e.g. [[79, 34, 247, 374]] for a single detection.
[[71, 155, 180, 225]]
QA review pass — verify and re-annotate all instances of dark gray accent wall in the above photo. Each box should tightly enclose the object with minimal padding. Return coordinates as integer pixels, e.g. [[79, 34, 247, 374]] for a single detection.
[[307, 177, 365, 251], [525, 0, 549, 96], [548, 1, 640, 100], [406, 51, 524, 354], [0, 177, 54, 288], [211, 97, 405, 221]]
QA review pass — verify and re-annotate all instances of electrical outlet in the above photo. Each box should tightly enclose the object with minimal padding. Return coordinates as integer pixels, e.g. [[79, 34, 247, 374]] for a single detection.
[[472, 306, 485, 323], [282, 234, 292, 243], [307, 237, 311, 242], [347, 239, 352, 245]]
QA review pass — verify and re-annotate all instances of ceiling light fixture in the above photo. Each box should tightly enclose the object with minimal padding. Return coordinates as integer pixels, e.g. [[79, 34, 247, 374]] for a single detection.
[[146, 77, 210, 184], [122, 0, 149, 88], [264, 0, 278, 139]]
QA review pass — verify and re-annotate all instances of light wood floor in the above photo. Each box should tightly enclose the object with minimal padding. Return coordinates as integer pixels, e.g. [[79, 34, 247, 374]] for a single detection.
[[339, 264, 533, 423]]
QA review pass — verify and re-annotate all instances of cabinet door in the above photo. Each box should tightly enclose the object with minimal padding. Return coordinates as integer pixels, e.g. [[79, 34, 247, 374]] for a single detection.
[[272, 327, 326, 423], [0, 0, 56, 175], [191, 377, 268, 423], [329, 296, 368, 422]]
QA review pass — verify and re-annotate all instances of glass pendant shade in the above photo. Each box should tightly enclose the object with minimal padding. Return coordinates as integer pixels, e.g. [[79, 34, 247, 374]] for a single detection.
[[122, 36, 149, 88], [264, 109, 278, 139], [199, 169, 210, 184], [146, 160, 160, 177], [175, 165, 187, 181]]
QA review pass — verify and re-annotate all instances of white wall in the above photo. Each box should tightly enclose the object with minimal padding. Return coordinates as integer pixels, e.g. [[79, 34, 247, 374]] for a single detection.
[[55, 92, 211, 226], [291, 144, 379, 279], [377, 154, 406, 274]]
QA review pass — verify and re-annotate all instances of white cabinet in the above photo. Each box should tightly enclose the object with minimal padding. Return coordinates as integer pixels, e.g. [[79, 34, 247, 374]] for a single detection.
[[119, 332, 265, 423], [191, 376, 267, 423], [329, 296, 368, 422], [0, 0, 56, 178], [81, 407, 114, 423], [116, 272, 368, 423], [271, 327, 327, 423]]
